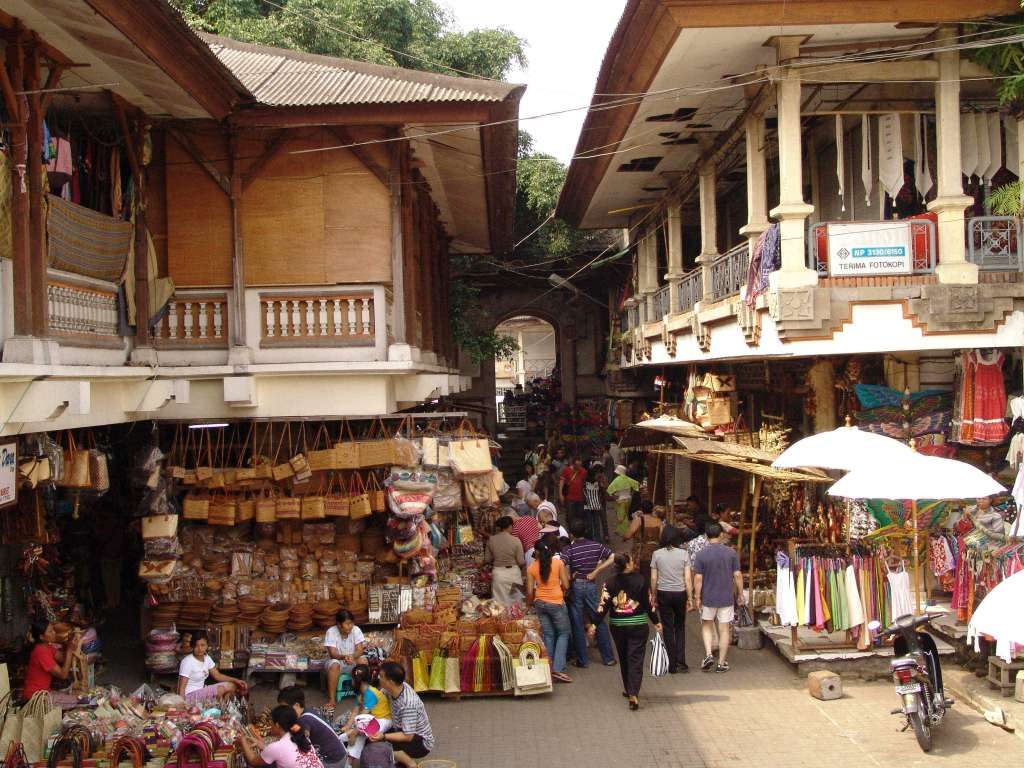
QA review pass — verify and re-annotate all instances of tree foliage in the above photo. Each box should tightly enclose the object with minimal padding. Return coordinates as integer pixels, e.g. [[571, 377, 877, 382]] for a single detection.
[[968, 16, 1024, 114], [169, 0, 526, 80], [514, 131, 603, 263], [449, 277, 518, 364]]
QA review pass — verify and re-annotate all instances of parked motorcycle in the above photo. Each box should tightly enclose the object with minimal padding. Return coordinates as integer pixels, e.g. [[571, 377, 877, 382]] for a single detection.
[[872, 613, 954, 752]]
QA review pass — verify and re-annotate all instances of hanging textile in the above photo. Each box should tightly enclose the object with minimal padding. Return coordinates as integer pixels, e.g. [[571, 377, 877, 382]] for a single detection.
[[46, 194, 131, 282], [954, 350, 1009, 446], [984, 113, 1003, 181], [775, 553, 798, 627], [861, 114, 873, 205], [913, 114, 933, 198], [743, 223, 779, 306], [960, 113, 979, 180], [877, 114, 904, 199], [975, 113, 991, 184], [835, 115, 845, 211], [1004, 117, 1020, 177]]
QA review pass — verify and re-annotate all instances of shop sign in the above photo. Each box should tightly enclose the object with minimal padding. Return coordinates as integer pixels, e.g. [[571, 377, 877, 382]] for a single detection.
[[827, 221, 912, 276], [0, 443, 15, 508]]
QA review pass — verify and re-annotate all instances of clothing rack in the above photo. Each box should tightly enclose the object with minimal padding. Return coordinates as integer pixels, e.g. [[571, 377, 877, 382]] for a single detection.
[[784, 539, 866, 652]]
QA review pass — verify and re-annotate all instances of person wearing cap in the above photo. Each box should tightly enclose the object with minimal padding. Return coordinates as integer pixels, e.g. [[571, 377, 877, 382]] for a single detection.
[[607, 465, 640, 538]]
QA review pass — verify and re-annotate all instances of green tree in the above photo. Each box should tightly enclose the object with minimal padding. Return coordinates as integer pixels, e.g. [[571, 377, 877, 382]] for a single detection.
[[968, 14, 1024, 114], [168, 0, 525, 80]]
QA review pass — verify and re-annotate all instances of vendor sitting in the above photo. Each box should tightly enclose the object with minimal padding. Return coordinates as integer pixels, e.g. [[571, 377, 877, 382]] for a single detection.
[[324, 609, 368, 716], [23, 620, 80, 706], [177, 632, 246, 706]]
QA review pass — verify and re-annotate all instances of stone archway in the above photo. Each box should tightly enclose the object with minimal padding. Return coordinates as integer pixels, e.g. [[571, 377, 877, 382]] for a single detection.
[[453, 283, 606, 433]]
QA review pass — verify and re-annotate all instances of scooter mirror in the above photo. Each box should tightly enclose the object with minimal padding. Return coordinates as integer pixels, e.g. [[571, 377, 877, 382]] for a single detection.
[[867, 620, 882, 632]]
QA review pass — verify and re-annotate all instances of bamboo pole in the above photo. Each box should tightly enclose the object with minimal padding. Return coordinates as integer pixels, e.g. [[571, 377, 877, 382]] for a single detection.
[[735, 474, 750, 558], [912, 499, 922, 615], [706, 463, 715, 515], [747, 476, 764, 594]]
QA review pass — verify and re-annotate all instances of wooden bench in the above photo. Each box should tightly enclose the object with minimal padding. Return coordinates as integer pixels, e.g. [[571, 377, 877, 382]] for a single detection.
[[987, 656, 1024, 697]]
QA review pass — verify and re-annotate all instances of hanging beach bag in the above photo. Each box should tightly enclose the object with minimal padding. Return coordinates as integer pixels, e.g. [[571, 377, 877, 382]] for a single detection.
[[275, 487, 301, 519], [255, 487, 278, 523], [349, 473, 372, 520], [448, 421, 492, 477], [272, 423, 295, 481], [59, 431, 91, 489], [356, 417, 397, 468], [308, 424, 337, 472], [325, 472, 350, 518], [301, 478, 327, 520], [289, 422, 311, 477], [183, 491, 210, 521], [367, 471, 387, 512], [334, 419, 360, 470]]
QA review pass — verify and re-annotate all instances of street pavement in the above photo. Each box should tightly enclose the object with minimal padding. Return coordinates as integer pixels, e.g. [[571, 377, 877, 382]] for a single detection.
[[424, 614, 1023, 767]]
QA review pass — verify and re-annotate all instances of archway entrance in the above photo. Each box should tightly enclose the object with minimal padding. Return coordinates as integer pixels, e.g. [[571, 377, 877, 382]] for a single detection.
[[494, 315, 558, 429]]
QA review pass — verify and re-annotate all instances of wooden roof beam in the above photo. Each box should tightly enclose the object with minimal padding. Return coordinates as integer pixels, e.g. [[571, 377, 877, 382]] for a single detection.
[[327, 126, 389, 188], [229, 102, 492, 129]]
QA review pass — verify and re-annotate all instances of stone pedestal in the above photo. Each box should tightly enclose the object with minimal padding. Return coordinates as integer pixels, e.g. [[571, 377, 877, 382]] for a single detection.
[[2, 336, 61, 365]]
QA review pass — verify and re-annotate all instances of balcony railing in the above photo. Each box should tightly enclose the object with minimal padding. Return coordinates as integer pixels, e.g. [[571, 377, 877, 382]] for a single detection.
[[968, 216, 1022, 271], [808, 218, 937, 277], [677, 269, 702, 314], [46, 269, 120, 343], [154, 291, 230, 348], [652, 284, 670, 319], [260, 290, 374, 346], [708, 243, 748, 302]]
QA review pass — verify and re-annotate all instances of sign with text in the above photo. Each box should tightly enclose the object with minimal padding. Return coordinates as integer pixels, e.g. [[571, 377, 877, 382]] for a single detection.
[[0, 443, 16, 508], [827, 221, 913, 276]]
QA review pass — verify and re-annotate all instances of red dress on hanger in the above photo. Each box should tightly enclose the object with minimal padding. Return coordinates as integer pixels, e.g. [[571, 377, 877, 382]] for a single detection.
[[965, 350, 1009, 445]]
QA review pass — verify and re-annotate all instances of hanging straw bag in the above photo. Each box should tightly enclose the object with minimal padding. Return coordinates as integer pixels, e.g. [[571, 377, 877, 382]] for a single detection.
[[59, 431, 91, 488], [349, 473, 372, 520], [272, 423, 295, 481], [301, 477, 327, 520], [334, 420, 360, 469], [183, 491, 210, 521], [234, 424, 257, 483], [275, 487, 301, 519], [308, 424, 338, 472], [208, 493, 238, 526], [195, 429, 214, 482], [367, 471, 387, 512], [289, 422, 311, 477], [237, 490, 255, 522], [448, 421, 492, 477], [325, 472, 350, 518], [357, 417, 397, 468], [255, 487, 277, 523], [166, 424, 186, 479]]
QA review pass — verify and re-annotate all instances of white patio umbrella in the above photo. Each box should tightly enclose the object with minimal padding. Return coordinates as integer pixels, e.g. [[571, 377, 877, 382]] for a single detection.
[[772, 424, 913, 471], [967, 570, 1024, 663], [829, 453, 1005, 613]]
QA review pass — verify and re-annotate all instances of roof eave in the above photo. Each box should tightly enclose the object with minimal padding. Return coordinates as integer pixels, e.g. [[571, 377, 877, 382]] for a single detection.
[[83, 0, 252, 120]]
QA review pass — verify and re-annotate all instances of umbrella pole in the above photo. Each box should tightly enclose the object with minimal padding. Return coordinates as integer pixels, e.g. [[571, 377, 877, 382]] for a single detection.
[[913, 499, 922, 615], [736, 475, 750, 558], [746, 476, 763, 598]]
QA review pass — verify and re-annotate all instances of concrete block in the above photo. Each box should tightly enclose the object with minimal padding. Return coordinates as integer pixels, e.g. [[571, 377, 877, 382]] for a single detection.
[[808, 670, 843, 701], [736, 625, 763, 650]]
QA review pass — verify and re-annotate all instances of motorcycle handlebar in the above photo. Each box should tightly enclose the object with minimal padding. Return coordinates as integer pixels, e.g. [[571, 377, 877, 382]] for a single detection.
[[877, 613, 933, 637]]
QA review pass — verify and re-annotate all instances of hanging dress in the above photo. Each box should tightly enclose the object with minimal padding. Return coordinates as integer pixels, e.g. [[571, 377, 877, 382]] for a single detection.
[[964, 350, 1009, 445], [887, 562, 914, 620], [845, 565, 865, 629], [775, 554, 798, 627]]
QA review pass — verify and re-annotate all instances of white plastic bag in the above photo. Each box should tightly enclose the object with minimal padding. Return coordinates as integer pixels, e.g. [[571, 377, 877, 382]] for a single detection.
[[649, 631, 669, 678]]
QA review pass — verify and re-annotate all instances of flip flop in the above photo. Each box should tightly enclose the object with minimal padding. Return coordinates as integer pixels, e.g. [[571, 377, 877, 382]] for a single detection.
[[552, 672, 574, 683]]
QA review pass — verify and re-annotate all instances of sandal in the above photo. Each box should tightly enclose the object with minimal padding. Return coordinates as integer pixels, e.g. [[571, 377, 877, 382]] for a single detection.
[[552, 672, 574, 683], [322, 703, 335, 718]]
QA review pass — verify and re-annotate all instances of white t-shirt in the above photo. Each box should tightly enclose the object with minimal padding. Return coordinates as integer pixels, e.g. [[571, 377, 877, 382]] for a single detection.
[[178, 653, 215, 694], [323, 625, 365, 657]]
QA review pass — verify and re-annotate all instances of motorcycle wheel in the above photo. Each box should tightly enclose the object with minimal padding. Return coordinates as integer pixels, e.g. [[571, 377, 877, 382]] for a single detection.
[[909, 709, 932, 752]]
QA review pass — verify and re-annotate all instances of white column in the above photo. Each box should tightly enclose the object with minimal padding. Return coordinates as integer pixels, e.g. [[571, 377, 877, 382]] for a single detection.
[[930, 27, 977, 285], [739, 110, 770, 278], [638, 232, 657, 323], [696, 161, 720, 303], [666, 202, 685, 313], [769, 37, 817, 290]]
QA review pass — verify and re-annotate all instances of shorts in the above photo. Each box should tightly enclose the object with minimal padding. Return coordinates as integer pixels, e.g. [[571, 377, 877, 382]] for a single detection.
[[184, 682, 231, 706], [397, 734, 430, 759], [700, 605, 735, 623]]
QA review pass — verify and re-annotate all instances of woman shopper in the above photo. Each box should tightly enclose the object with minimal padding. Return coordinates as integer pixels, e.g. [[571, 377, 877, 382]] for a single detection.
[[526, 539, 573, 683], [650, 527, 692, 673], [589, 553, 662, 710], [237, 704, 324, 768]]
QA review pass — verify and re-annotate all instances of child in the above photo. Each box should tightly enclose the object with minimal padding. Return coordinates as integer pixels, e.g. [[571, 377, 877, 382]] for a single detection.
[[341, 665, 392, 763]]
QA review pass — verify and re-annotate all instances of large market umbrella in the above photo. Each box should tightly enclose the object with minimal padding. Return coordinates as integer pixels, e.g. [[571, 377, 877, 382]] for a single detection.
[[772, 424, 913, 471], [619, 414, 706, 448], [967, 570, 1024, 663], [829, 453, 1005, 613]]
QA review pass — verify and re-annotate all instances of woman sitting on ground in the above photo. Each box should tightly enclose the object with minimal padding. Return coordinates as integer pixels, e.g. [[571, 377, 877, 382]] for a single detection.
[[177, 632, 247, 706], [23, 620, 81, 706]]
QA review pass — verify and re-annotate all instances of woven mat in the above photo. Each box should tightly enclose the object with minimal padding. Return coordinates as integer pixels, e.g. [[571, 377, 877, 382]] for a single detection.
[[47, 194, 131, 282]]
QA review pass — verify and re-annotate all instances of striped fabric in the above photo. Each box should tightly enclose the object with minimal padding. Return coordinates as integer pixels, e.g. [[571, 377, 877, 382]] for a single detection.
[[391, 683, 434, 751], [46, 195, 131, 282]]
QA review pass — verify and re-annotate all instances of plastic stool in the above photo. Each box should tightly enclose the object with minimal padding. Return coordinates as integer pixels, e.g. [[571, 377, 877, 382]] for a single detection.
[[335, 671, 356, 699]]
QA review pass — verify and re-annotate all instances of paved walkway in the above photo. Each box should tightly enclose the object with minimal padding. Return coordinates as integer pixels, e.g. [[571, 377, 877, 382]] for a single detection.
[[424, 614, 1023, 767]]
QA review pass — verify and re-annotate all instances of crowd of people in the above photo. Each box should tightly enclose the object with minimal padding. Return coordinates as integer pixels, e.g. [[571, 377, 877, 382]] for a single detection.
[[481, 439, 749, 708]]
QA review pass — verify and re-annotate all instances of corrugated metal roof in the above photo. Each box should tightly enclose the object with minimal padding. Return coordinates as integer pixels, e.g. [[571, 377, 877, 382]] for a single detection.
[[202, 34, 519, 107]]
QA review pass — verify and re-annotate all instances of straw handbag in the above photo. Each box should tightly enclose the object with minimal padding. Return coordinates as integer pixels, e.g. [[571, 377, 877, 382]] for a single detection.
[[275, 487, 301, 519], [234, 425, 257, 482], [308, 424, 338, 472], [289, 423, 311, 477], [367, 471, 387, 512], [356, 417, 397, 468], [59, 431, 91, 488], [272, 423, 295, 481], [349, 473, 372, 520], [195, 429, 214, 482], [183, 491, 210, 521], [208, 493, 238, 526], [165, 424, 186, 479], [448, 421, 492, 477], [301, 479, 327, 520], [325, 472, 350, 518], [334, 420, 359, 469], [237, 491, 255, 522], [255, 487, 277, 523]]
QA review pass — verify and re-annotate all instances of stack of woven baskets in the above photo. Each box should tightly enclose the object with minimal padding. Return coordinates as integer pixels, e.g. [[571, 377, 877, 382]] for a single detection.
[[238, 596, 267, 625], [210, 601, 239, 624], [179, 599, 213, 626], [260, 603, 290, 633], [151, 601, 181, 628], [287, 604, 313, 632], [313, 599, 340, 628]]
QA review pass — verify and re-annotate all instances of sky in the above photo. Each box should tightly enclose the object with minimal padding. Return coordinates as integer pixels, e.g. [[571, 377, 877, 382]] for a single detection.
[[442, 0, 626, 163]]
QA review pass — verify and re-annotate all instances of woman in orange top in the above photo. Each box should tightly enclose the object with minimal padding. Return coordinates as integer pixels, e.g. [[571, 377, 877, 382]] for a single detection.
[[527, 539, 572, 683]]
